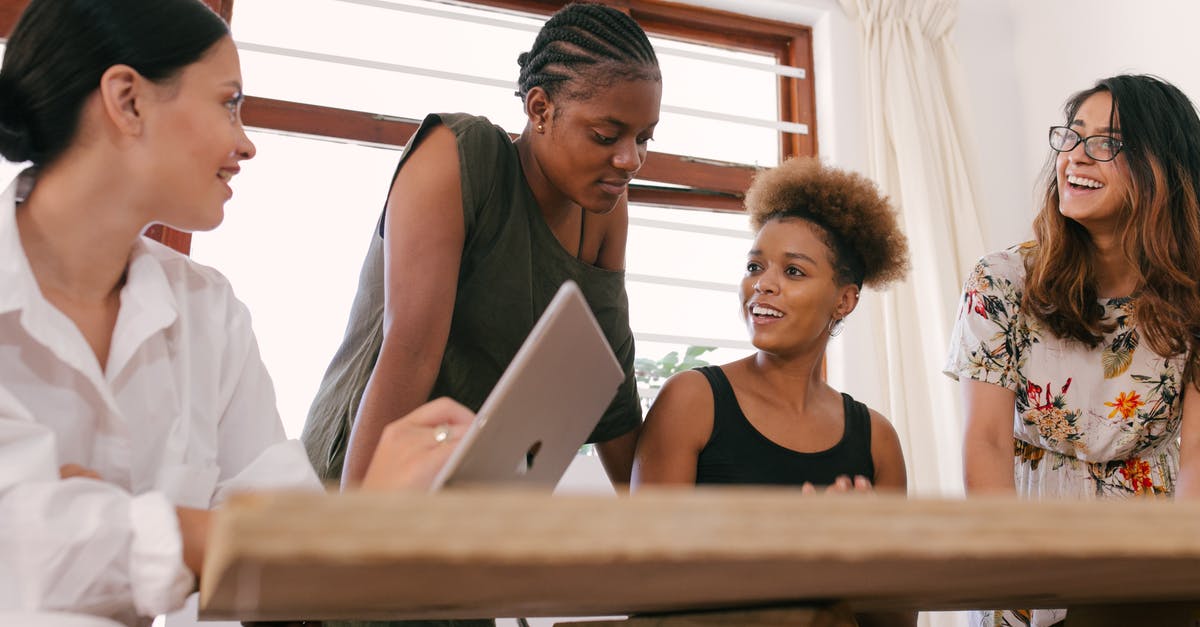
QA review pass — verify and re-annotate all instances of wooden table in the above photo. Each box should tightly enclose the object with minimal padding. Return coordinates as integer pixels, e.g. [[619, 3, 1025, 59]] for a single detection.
[[199, 488, 1200, 624]]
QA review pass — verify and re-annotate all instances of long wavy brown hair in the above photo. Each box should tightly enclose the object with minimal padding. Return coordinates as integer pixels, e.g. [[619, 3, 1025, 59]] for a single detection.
[[1023, 74, 1200, 386]]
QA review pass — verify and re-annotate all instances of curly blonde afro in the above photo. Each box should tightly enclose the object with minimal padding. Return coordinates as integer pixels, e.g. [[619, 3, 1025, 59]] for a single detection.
[[744, 157, 910, 289]]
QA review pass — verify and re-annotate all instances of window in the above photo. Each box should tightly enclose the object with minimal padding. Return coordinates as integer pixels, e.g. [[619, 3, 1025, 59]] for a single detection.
[[0, 0, 817, 438]]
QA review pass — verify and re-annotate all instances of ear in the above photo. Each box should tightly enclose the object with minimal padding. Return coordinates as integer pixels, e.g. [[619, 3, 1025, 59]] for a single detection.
[[524, 86, 554, 131], [833, 284, 861, 320], [97, 64, 147, 136]]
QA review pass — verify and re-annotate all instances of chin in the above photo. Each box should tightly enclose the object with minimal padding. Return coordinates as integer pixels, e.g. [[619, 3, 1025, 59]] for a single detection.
[[747, 333, 776, 353], [583, 198, 620, 215], [579, 189, 623, 214], [169, 209, 225, 233]]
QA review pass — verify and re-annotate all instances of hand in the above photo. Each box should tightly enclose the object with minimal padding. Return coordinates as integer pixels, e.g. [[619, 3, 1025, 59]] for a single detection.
[[59, 464, 101, 480], [360, 397, 474, 491], [801, 475, 874, 494]]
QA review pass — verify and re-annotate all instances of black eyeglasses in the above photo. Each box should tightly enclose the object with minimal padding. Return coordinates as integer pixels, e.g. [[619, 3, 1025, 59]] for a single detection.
[[1048, 126, 1124, 162]]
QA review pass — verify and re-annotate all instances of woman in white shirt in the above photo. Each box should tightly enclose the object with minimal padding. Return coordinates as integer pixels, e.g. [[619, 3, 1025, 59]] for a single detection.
[[0, 1, 472, 625]]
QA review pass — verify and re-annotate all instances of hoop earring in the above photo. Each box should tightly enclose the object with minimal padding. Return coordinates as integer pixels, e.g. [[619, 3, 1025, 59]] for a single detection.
[[828, 317, 845, 337]]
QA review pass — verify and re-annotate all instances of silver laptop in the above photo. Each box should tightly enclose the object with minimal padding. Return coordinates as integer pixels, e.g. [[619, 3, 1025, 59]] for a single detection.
[[430, 280, 625, 490]]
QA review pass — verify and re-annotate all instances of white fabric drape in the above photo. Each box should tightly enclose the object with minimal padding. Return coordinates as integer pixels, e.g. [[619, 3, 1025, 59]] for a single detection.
[[836, 0, 986, 498]]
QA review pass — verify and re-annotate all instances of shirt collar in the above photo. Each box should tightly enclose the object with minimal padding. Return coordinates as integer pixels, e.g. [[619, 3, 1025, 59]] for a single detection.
[[0, 169, 40, 315], [0, 170, 180, 379]]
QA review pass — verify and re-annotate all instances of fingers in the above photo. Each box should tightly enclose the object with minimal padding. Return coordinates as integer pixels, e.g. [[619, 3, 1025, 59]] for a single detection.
[[829, 475, 853, 492], [59, 464, 101, 480], [799, 476, 875, 495], [359, 400, 477, 492], [404, 397, 475, 428]]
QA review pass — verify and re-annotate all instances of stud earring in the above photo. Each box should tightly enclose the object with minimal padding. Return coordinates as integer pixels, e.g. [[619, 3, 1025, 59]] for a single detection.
[[536, 123, 545, 133]]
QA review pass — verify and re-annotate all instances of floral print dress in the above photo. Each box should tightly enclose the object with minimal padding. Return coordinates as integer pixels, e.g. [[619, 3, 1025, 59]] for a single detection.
[[944, 244, 1186, 627]]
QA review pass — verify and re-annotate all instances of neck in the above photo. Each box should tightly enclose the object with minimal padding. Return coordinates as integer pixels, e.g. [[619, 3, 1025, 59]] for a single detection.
[[1088, 229, 1138, 298], [747, 347, 831, 412], [515, 131, 579, 227], [16, 152, 145, 303]]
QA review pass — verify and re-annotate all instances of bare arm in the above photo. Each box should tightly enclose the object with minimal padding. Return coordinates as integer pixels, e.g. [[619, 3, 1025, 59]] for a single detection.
[[631, 371, 714, 489], [596, 424, 640, 487], [1177, 383, 1200, 499], [177, 506, 211, 578], [961, 378, 1017, 495], [342, 126, 466, 486], [868, 409, 908, 494]]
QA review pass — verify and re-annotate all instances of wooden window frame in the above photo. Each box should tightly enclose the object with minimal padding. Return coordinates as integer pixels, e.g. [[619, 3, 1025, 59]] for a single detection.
[[1, 0, 815, 254]]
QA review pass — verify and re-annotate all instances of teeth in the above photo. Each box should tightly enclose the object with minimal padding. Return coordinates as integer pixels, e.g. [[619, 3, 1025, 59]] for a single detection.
[[751, 305, 783, 317], [1067, 174, 1104, 189], [217, 171, 233, 182]]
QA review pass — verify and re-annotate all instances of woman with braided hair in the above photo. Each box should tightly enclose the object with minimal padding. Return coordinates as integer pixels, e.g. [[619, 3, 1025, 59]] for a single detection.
[[301, 2, 661, 494]]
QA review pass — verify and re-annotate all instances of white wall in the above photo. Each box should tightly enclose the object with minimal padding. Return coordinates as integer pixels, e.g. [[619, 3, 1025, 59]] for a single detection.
[[956, 0, 1200, 251]]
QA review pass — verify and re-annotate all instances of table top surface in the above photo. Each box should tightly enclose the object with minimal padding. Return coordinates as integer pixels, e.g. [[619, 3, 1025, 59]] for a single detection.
[[199, 488, 1200, 622]]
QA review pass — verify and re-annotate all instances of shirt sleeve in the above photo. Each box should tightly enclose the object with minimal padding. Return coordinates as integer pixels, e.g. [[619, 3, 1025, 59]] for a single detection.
[[210, 298, 322, 505], [587, 329, 643, 443], [0, 392, 193, 619], [943, 251, 1024, 392]]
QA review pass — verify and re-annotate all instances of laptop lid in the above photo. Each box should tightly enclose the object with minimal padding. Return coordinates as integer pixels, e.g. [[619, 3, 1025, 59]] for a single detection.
[[430, 280, 625, 490]]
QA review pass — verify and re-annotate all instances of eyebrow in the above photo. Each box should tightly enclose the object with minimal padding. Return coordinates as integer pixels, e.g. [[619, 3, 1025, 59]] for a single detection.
[[1069, 120, 1120, 134], [595, 116, 659, 132]]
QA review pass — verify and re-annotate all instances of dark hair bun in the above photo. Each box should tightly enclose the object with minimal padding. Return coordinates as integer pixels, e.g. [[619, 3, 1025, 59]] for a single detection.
[[0, 74, 34, 163]]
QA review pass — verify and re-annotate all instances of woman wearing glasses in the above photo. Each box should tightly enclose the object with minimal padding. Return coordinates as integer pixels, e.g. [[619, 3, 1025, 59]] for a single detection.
[[946, 74, 1200, 626]]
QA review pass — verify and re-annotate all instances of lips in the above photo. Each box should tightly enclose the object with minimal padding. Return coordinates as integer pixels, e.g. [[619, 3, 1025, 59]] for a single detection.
[[217, 168, 239, 199], [597, 178, 630, 196], [748, 303, 785, 325], [1066, 173, 1104, 190]]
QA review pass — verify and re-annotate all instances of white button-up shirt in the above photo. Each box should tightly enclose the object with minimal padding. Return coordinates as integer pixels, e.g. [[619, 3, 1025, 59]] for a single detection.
[[0, 174, 321, 626]]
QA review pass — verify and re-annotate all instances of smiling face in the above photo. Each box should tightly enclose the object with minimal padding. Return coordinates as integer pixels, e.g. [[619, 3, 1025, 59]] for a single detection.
[[1055, 91, 1131, 235], [140, 36, 255, 232], [528, 77, 661, 214], [740, 218, 859, 357]]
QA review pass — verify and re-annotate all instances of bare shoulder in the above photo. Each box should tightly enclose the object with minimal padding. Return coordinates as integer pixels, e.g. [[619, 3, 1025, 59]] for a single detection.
[[867, 408, 901, 443], [651, 369, 713, 417], [643, 369, 715, 444], [389, 125, 460, 189], [634, 368, 717, 486], [384, 124, 464, 236]]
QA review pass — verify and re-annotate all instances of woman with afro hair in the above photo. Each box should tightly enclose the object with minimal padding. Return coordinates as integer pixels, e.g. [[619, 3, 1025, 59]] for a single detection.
[[632, 157, 910, 494]]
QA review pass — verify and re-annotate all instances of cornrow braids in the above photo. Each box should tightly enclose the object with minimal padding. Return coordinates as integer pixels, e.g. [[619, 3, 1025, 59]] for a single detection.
[[516, 2, 659, 101]]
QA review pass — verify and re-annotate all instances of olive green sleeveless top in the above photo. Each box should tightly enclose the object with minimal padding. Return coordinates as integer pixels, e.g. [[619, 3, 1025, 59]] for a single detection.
[[301, 113, 641, 482]]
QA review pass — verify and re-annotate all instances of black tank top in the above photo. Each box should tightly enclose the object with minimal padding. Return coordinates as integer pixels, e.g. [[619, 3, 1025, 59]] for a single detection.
[[694, 366, 875, 487]]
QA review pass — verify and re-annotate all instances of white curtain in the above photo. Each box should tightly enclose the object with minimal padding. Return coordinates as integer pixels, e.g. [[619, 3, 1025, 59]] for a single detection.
[[835, 0, 986, 498], [836, 3, 987, 626]]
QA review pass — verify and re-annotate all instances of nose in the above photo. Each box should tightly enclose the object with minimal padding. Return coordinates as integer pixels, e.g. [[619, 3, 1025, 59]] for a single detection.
[[235, 124, 257, 161], [753, 275, 777, 294], [1067, 138, 1092, 164], [612, 138, 645, 175]]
